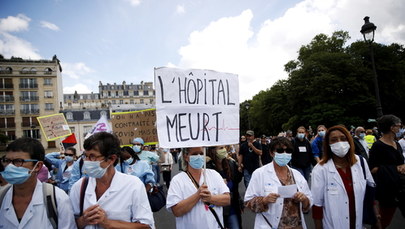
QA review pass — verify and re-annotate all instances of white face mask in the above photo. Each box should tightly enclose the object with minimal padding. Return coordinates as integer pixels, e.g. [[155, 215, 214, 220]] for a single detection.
[[330, 141, 350, 158]]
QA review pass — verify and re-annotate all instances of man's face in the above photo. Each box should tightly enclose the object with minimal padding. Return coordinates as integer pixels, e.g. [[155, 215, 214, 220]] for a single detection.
[[246, 134, 255, 142], [355, 128, 365, 137], [261, 138, 267, 144]]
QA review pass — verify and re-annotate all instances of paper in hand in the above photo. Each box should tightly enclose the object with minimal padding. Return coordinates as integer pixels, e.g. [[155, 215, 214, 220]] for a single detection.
[[278, 184, 298, 198]]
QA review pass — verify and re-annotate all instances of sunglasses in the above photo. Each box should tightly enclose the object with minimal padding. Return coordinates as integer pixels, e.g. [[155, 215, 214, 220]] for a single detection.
[[275, 148, 293, 154]]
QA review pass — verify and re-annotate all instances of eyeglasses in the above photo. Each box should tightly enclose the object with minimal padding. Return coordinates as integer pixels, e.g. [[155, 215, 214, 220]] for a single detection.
[[275, 148, 293, 154], [2, 158, 38, 167], [83, 154, 105, 161]]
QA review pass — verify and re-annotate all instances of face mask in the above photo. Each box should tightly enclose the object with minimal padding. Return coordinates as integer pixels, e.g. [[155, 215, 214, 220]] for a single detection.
[[125, 157, 134, 164], [1, 163, 38, 185], [297, 133, 305, 139], [65, 156, 74, 162], [216, 148, 227, 160], [330, 141, 350, 158], [133, 145, 141, 153], [318, 131, 326, 137], [395, 128, 405, 138], [274, 153, 292, 167], [189, 155, 204, 169], [82, 160, 110, 178], [359, 133, 366, 139]]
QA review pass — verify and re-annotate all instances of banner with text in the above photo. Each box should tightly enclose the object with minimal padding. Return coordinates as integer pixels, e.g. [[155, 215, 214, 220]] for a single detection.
[[154, 67, 239, 148], [111, 109, 158, 146], [37, 113, 72, 141]]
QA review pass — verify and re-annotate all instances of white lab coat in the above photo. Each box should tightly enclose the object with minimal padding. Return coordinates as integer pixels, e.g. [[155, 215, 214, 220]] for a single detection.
[[70, 171, 155, 229], [0, 180, 76, 229], [311, 155, 375, 229], [244, 162, 312, 229], [166, 169, 230, 229]]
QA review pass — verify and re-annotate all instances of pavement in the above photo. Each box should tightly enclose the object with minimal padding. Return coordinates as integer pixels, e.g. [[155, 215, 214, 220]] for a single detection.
[[153, 162, 404, 229]]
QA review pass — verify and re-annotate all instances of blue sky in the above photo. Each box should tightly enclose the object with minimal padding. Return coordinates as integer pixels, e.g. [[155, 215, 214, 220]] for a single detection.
[[1, 0, 404, 101]]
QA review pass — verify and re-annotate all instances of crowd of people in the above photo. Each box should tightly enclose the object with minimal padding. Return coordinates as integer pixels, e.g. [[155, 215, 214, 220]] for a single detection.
[[1, 114, 405, 228]]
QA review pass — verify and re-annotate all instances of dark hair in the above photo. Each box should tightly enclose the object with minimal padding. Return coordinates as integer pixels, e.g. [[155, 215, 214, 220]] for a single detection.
[[269, 137, 293, 153], [121, 146, 140, 164], [66, 147, 76, 155], [207, 146, 232, 181], [377, 114, 402, 134], [83, 132, 121, 166], [6, 137, 45, 162], [320, 125, 357, 166]]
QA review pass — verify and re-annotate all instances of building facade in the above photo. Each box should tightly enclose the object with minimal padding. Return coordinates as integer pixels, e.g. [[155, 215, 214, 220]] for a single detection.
[[0, 55, 63, 152]]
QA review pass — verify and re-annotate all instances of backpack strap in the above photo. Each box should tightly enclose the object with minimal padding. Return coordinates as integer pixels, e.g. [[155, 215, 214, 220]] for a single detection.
[[80, 177, 89, 216], [42, 182, 58, 229], [358, 155, 367, 179], [0, 184, 12, 208]]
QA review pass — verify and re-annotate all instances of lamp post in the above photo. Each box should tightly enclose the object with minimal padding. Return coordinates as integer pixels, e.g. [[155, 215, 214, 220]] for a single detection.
[[245, 102, 251, 130], [361, 16, 383, 118]]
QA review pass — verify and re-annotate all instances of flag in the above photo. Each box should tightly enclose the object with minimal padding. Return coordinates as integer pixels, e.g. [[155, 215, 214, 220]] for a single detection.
[[62, 133, 77, 149], [86, 115, 112, 139]]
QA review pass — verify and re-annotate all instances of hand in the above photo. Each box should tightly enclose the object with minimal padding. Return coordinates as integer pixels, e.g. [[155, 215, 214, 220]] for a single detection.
[[293, 192, 307, 203], [199, 184, 212, 203], [264, 193, 280, 204], [82, 205, 107, 225], [248, 142, 254, 148], [397, 164, 405, 174], [238, 165, 243, 173]]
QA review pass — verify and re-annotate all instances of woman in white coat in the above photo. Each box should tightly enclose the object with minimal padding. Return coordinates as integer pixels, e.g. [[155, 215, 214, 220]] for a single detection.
[[311, 125, 376, 229], [245, 137, 312, 229]]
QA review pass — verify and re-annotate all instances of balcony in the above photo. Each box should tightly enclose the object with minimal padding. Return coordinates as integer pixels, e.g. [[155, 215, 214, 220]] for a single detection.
[[20, 71, 37, 74], [20, 109, 40, 114], [44, 95, 54, 99], [20, 96, 39, 102], [0, 110, 15, 115], [0, 95, 14, 102], [45, 107, 54, 111], [0, 70, 12, 74], [19, 83, 38, 89]]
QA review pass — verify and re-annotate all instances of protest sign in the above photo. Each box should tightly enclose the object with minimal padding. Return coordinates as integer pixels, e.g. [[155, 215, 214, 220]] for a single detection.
[[37, 113, 71, 141], [154, 67, 239, 148], [111, 109, 158, 146]]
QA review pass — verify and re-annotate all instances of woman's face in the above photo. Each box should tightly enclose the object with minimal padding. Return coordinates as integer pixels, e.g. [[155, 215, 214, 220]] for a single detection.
[[328, 130, 347, 145]]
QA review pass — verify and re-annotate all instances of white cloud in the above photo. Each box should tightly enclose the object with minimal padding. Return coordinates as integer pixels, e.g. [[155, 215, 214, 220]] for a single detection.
[[178, 0, 405, 101], [0, 33, 41, 59], [40, 21, 60, 31], [63, 83, 93, 94], [124, 0, 141, 7], [0, 14, 30, 32], [62, 62, 94, 79], [176, 5, 185, 14]]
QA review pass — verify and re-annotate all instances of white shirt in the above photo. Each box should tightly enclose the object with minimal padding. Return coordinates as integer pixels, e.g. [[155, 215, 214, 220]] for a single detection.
[[359, 138, 370, 156], [161, 152, 173, 166], [244, 162, 312, 229], [0, 180, 76, 229], [311, 155, 375, 229], [70, 171, 155, 229], [166, 169, 229, 229]]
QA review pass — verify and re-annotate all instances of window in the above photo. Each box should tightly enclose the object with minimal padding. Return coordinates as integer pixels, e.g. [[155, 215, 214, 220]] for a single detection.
[[123, 91, 129, 96], [44, 68, 52, 75], [23, 129, 40, 139], [108, 91, 111, 96], [140, 99, 144, 104], [0, 78, 13, 88], [70, 126, 75, 133], [130, 99, 134, 104], [44, 91, 53, 98], [66, 112, 73, 120], [119, 100, 123, 104], [44, 78, 52, 85], [112, 100, 116, 104], [150, 99, 154, 104], [83, 111, 91, 120], [133, 91, 139, 96], [20, 104, 39, 114], [48, 141, 56, 148], [143, 90, 149, 96], [83, 125, 92, 137], [30, 67, 37, 73], [20, 78, 37, 88], [6, 131, 16, 141], [45, 103, 54, 110], [100, 111, 107, 117]]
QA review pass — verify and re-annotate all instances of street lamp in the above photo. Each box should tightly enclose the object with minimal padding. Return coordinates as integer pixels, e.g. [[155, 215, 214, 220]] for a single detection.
[[245, 102, 251, 130], [361, 16, 383, 118]]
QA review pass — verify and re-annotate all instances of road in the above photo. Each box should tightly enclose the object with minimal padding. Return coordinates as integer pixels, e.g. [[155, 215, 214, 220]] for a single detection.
[[153, 162, 404, 229]]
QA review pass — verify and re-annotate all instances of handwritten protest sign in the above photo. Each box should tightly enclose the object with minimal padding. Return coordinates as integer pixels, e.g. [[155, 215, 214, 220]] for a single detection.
[[111, 109, 158, 146], [37, 113, 71, 141], [154, 67, 239, 148]]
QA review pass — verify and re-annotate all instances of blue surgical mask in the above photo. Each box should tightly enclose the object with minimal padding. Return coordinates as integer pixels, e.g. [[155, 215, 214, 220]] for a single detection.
[[189, 155, 204, 169], [133, 145, 141, 153], [274, 153, 292, 167], [82, 160, 110, 178], [359, 133, 366, 139], [297, 133, 305, 139], [1, 163, 38, 185], [65, 156, 74, 162], [125, 157, 134, 164], [396, 129, 403, 138], [318, 131, 326, 137]]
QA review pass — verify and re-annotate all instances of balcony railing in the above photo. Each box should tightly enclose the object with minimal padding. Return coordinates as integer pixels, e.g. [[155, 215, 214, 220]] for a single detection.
[[45, 107, 54, 111], [0, 95, 14, 102], [19, 83, 38, 89], [0, 84, 13, 89], [20, 71, 37, 74], [20, 96, 39, 102], [44, 95, 54, 98], [0, 70, 12, 74], [0, 110, 15, 115], [20, 109, 40, 114]]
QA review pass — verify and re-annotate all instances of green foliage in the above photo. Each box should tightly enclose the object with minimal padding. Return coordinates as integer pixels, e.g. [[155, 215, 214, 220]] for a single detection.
[[241, 30, 405, 134]]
